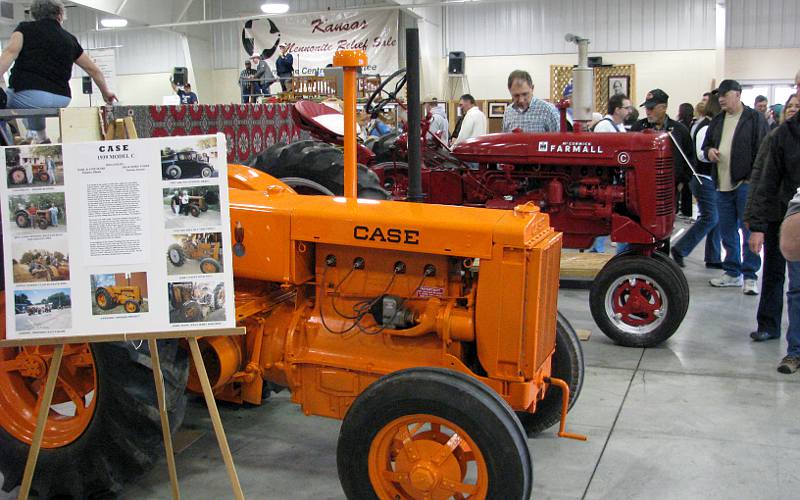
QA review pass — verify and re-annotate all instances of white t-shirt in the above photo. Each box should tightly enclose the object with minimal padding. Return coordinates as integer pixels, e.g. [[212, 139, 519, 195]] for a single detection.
[[453, 106, 487, 145], [593, 115, 626, 133]]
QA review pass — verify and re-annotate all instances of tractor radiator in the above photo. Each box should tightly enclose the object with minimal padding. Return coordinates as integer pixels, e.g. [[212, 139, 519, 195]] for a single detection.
[[654, 155, 674, 217]]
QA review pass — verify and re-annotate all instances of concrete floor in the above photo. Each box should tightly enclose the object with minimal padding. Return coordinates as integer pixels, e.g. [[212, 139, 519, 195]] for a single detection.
[[2, 221, 799, 499]]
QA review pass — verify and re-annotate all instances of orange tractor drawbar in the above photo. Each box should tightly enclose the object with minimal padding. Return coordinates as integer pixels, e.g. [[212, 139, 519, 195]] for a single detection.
[[0, 51, 584, 499]]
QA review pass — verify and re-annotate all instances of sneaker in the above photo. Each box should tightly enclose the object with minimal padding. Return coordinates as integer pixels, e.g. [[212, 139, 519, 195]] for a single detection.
[[709, 274, 743, 287], [750, 331, 780, 342], [670, 247, 685, 268], [777, 355, 800, 374], [743, 279, 759, 295], [705, 262, 723, 270]]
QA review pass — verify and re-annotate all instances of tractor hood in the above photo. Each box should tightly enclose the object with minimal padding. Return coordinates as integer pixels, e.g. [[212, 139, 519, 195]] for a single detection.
[[452, 130, 671, 165]]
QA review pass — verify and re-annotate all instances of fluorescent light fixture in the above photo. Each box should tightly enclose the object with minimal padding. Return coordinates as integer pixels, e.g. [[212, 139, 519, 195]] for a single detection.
[[100, 18, 128, 28], [261, 3, 290, 14]]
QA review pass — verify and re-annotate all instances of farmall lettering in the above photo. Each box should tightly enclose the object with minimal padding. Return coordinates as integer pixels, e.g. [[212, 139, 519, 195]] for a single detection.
[[546, 141, 604, 154]]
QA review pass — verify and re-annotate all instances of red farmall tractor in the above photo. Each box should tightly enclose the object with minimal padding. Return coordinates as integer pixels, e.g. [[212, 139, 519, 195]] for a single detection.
[[252, 70, 689, 349]]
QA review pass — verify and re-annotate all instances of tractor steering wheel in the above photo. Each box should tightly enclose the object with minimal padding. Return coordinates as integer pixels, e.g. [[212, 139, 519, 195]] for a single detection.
[[365, 68, 407, 118]]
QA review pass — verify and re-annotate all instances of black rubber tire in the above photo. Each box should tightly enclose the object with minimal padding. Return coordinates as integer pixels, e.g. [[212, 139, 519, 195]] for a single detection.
[[369, 130, 401, 163], [200, 166, 213, 178], [0, 341, 189, 498], [199, 257, 221, 274], [652, 250, 691, 300], [166, 165, 181, 179], [590, 254, 688, 347], [38, 172, 49, 183], [516, 310, 585, 435], [124, 300, 140, 313], [337, 367, 532, 500], [95, 287, 116, 310], [189, 204, 200, 217], [14, 212, 29, 228], [37, 217, 49, 230], [167, 244, 186, 266], [8, 167, 26, 185], [251, 141, 390, 200]]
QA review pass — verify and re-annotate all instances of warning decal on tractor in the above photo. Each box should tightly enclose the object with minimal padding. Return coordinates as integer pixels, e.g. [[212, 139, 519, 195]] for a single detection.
[[0, 135, 236, 340], [416, 286, 445, 298]]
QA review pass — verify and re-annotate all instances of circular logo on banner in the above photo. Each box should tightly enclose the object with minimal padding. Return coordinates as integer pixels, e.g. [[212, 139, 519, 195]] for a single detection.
[[617, 152, 630, 165]]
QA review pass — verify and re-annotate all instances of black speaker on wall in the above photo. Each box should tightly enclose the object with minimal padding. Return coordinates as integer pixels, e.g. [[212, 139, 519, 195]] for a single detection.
[[82, 76, 92, 94], [448, 51, 465, 75], [588, 56, 603, 67], [172, 67, 188, 86]]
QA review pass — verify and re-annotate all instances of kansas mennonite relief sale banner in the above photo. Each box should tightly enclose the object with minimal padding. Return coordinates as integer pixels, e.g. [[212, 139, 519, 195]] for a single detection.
[[1, 135, 235, 340], [243, 10, 399, 76]]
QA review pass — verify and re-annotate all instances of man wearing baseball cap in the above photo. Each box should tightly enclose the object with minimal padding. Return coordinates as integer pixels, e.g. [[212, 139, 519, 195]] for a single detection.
[[701, 79, 768, 293], [276, 42, 294, 92], [423, 96, 449, 142], [630, 88, 694, 252]]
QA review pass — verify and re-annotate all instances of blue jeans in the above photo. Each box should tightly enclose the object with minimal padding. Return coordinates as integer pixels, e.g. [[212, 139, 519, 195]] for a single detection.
[[673, 176, 719, 258], [717, 184, 761, 280], [787, 261, 800, 357], [590, 236, 607, 253], [7, 89, 71, 131]]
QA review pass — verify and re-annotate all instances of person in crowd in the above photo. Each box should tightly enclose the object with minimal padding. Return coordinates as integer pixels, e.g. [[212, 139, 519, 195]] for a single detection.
[[169, 79, 198, 104], [45, 155, 55, 185], [747, 98, 800, 373], [743, 94, 800, 351], [702, 79, 768, 293], [676, 102, 696, 218], [754, 95, 769, 117], [781, 188, 800, 261], [502, 70, 559, 133], [366, 112, 393, 138], [170, 191, 181, 215], [671, 93, 723, 268], [767, 103, 783, 130], [23, 158, 33, 185], [179, 190, 190, 215], [452, 94, 486, 146], [0, 0, 116, 144], [48, 204, 58, 227], [276, 43, 294, 92], [631, 89, 694, 234], [589, 93, 631, 252], [623, 107, 639, 130], [423, 96, 449, 142], [449, 113, 464, 146], [239, 60, 257, 103], [702, 92, 711, 104], [251, 55, 275, 98]]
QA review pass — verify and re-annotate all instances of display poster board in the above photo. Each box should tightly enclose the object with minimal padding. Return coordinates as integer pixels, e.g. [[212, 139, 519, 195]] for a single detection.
[[82, 48, 117, 98], [1, 134, 234, 340], [243, 10, 399, 76]]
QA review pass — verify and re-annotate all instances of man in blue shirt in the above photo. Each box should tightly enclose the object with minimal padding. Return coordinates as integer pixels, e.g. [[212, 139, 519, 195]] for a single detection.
[[502, 70, 559, 133], [275, 43, 294, 92], [169, 78, 198, 104]]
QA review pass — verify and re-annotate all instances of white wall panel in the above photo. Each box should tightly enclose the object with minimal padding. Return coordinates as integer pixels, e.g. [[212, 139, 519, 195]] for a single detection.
[[727, 0, 800, 48], [444, 0, 716, 56]]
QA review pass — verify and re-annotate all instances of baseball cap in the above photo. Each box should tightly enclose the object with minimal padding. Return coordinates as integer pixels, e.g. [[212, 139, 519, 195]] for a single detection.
[[279, 42, 287, 48], [640, 89, 669, 108], [714, 79, 742, 95]]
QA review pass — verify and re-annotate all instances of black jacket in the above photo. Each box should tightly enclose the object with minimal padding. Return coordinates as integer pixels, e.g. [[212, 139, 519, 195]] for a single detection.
[[631, 116, 694, 182], [701, 105, 768, 185], [743, 128, 780, 228], [747, 114, 800, 233]]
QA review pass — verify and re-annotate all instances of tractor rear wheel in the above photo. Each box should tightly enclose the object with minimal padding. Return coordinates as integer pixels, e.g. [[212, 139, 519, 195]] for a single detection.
[[0, 341, 189, 498], [516, 310, 584, 435], [199, 258, 221, 274], [8, 167, 26, 185], [590, 254, 688, 347], [95, 287, 115, 310], [167, 244, 186, 266], [337, 367, 532, 500], [38, 172, 50, 183], [251, 141, 390, 200], [124, 300, 140, 313], [189, 204, 200, 217]]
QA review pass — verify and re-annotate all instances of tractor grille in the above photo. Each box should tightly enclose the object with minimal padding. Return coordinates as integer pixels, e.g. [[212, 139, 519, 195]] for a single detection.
[[654, 156, 674, 216]]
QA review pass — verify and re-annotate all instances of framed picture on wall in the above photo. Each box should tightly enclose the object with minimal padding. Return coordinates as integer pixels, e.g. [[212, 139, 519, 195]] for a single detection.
[[488, 102, 507, 118], [608, 76, 630, 99]]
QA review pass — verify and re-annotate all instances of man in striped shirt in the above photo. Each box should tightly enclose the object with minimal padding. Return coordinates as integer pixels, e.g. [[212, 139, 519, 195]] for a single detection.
[[502, 70, 560, 133]]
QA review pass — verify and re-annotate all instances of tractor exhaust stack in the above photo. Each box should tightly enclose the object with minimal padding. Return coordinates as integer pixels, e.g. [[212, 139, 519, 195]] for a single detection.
[[565, 33, 593, 132], [405, 28, 424, 202]]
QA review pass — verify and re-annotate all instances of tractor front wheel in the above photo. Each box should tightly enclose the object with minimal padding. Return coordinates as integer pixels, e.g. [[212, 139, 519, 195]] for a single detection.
[[0, 341, 189, 498], [15, 213, 29, 228], [337, 367, 532, 500], [516, 310, 584, 435], [95, 287, 116, 310], [189, 204, 200, 217], [199, 258, 221, 274], [38, 172, 50, 183], [590, 254, 688, 347], [124, 300, 140, 313], [37, 217, 49, 230]]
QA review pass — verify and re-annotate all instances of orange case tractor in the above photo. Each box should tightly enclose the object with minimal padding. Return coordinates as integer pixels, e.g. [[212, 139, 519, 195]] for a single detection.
[[0, 51, 584, 500], [94, 285, 143, 313]]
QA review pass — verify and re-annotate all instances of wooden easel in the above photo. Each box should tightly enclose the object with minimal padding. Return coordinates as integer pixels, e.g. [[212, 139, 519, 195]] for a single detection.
[[103, 116, 138, 140], [0, 328, 246, 500]]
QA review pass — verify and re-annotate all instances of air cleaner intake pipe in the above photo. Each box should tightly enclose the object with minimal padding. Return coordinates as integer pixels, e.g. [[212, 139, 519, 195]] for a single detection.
[[565, 33, 593, 132]]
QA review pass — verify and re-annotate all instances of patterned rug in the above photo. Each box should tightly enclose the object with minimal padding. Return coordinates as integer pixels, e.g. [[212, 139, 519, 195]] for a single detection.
[[104, 104, 309, 163]]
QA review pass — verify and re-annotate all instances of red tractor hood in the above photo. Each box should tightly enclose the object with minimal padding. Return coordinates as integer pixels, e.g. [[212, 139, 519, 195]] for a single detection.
[[452, 131, 670, 165], [292, 100, 375, 164]]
